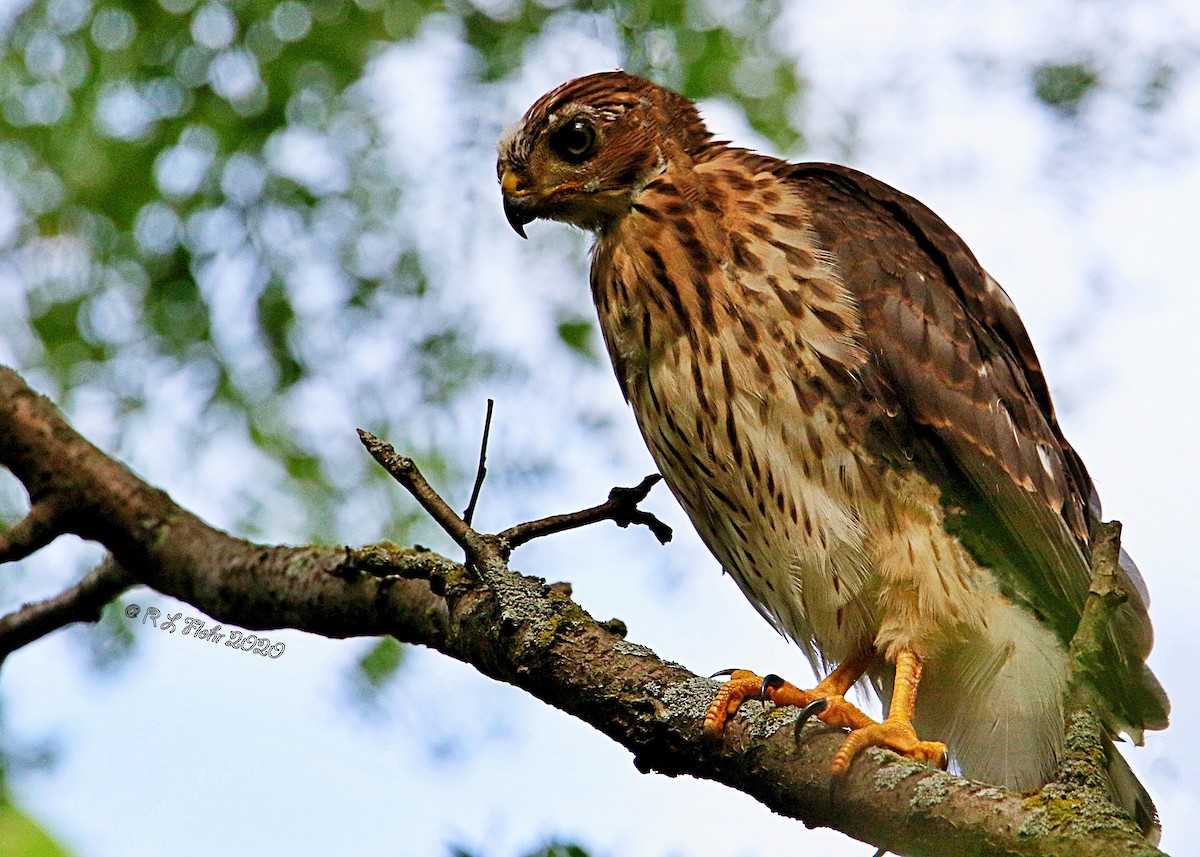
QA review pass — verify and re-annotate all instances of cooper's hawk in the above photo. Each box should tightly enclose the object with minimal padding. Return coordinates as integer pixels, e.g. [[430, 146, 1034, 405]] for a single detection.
[[497, 71, 1168, 833]]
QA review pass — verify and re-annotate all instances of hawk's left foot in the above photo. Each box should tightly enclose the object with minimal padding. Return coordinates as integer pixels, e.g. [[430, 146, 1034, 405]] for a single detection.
[[831, 648, 947, 776], [831, 717, 948, 776]]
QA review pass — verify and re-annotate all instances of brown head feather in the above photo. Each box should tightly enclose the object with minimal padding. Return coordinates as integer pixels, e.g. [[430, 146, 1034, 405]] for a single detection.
[[497, 71, 716, 232]]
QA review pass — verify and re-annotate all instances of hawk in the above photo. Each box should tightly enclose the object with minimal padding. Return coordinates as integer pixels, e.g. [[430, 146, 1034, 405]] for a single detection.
[[497, 71, 1168, 832]]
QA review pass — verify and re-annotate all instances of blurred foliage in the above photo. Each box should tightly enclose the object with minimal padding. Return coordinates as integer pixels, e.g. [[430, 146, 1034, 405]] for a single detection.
[[452, 840, 593, 857], [1032, 60, 1101, 117], [0, 0, 1188, 543], [7, 0, 1175, 548], [74, 597, 137, 672], [0, 0, 470, 546], [1137, 58, 1177, 114], [0, 693, 59, 823], [0, 0, 809, 547], [613, 0, 802, 148], [522, 844, 592, 857], [346, 633, 406, 707], [0, 793, 73, 857]]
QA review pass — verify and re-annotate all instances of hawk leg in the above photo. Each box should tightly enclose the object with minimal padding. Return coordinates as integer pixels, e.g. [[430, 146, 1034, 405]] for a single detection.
[[830, 650, 947, 775], [704, 649, 948, 776], [703, 649, 879, 738]]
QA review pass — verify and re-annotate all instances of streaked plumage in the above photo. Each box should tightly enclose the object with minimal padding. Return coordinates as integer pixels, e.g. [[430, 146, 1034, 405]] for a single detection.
[[497, 71, 1168, 832]]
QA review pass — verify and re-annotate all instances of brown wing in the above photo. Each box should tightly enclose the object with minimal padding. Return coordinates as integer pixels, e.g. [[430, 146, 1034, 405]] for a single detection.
[[782, 162, 1168, 736]]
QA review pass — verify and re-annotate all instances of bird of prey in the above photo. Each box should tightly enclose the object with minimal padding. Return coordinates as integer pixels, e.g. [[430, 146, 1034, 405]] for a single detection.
[[497, 70, 1168, 832]]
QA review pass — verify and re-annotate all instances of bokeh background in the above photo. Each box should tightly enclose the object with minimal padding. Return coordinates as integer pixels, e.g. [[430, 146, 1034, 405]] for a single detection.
[[1, 1, 1198, 855]]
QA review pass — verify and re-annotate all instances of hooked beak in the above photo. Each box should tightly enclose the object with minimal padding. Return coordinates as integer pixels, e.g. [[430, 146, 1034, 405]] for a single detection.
[[503, 196, 533, 239], [500, 168, 536, 239]]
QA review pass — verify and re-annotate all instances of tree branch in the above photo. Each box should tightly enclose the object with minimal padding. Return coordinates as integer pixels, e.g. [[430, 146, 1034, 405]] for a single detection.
[[357, 428, 480, 555], [0, 365, 1164, 857], [0, 498, 71, 562], [0, 554, 134, 666], [357, 429, 672, 556], [498, 473, 673, 549]]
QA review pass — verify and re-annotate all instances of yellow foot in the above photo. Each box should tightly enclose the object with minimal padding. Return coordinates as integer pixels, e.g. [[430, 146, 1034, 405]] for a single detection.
[[703, 668, 876, 738], [831, 717, 948, 776]]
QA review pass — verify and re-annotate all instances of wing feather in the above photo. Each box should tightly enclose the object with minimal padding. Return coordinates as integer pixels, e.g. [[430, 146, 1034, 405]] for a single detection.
[[783, 163, 1168, 736]]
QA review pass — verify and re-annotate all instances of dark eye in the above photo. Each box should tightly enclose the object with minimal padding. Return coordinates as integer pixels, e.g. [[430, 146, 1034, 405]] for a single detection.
[[549, 119, 598, 163]]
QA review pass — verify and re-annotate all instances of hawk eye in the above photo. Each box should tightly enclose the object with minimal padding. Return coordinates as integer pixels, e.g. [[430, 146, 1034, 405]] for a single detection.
[[550, 119, 598, 163]]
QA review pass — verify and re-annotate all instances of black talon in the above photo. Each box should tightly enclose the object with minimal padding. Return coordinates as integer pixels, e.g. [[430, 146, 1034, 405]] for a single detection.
[[793, 697, 830, 742], [759, 673, 785, 700], [710, 668, 739, 679]]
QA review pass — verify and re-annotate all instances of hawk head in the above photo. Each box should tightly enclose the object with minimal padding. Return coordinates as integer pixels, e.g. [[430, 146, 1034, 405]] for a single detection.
[[497, 71, 713, 236]]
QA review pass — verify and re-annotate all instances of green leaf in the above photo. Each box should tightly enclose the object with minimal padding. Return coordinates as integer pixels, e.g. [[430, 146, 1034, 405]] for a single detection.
[[1032, 61, 1101, 117], [556, 316, 596, 361], [357, 635, 405, 688], [0, 796, 73, 857]]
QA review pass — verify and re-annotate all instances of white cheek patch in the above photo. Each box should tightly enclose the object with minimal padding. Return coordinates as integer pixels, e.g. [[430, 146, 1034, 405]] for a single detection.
[[497, 119, 529, 162]]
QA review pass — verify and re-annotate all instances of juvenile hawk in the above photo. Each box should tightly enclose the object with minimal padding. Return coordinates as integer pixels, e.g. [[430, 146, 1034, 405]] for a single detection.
[[497, 71, 1168, 832]]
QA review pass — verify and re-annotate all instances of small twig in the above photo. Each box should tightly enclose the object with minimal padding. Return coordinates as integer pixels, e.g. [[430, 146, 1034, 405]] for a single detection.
[[499, 474, 672, 550], [0, 554, 135, 666], [0, 499, 69, 563], [358, 429, 479, 554], [462, 398, 495, 527], [361, 428, 669, 563]]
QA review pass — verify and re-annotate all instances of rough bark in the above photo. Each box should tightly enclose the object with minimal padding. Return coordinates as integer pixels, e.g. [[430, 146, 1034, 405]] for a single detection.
[[0, 365, 1165, 857]]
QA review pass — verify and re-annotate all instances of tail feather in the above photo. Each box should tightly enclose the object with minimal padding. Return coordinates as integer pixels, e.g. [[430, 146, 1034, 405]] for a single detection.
[[911, 599, 1161, 844]]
